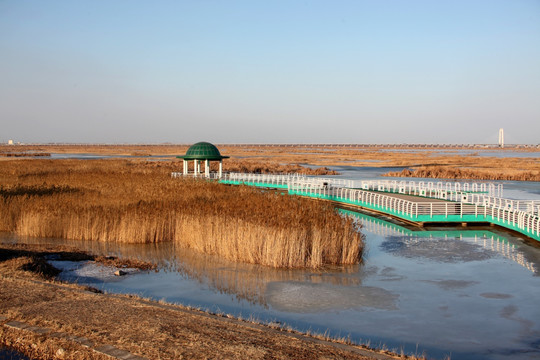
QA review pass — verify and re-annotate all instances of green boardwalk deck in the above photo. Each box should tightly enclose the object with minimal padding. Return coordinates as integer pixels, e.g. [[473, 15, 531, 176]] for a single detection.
[[219, 177, 540, 242]]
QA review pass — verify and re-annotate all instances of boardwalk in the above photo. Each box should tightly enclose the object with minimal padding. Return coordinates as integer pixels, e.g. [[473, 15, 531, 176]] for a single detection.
[[171, 172, 540, 242]]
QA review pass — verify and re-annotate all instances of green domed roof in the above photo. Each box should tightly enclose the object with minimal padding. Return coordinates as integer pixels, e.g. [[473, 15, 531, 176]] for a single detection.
[[177, 142, 229, 160]]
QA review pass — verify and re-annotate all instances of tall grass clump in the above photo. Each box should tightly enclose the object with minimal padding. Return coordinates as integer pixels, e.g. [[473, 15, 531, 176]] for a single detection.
[[0, 159, 363, 268], [383, 166, 540, 182]]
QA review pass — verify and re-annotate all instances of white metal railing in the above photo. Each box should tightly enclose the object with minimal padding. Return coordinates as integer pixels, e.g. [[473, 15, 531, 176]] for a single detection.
[[288, 179, 540, 240], [222, 172, 311, 187], [172, 172, 503, 198], [173, 172, 331, 187], [171, 172, 223, 179], [356, 179, 503, 198], [466, 193, 540, 216], [172, 171, 318, 185]]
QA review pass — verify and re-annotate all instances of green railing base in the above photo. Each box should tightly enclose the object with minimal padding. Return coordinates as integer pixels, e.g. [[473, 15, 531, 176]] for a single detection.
[[289, 190, 540, 242], [215, 179, 539, 242]]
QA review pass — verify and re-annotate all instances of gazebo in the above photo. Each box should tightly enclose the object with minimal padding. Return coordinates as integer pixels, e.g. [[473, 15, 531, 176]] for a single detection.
[[177, 142, 229, 178]]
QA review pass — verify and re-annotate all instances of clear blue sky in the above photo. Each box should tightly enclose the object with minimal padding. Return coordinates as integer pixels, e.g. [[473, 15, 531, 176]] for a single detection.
[[1, 0, 539, 144]]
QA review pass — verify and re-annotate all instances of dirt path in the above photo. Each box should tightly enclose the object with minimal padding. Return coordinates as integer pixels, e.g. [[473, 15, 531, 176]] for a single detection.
[[0, 245, 403, 360]]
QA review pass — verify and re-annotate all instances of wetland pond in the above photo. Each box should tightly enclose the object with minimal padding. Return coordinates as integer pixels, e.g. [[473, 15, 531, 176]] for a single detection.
[[3, 167, 540, 360]]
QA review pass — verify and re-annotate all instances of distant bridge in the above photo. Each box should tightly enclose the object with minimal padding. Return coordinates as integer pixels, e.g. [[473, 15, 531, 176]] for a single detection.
[[216, 143, 540, 149]]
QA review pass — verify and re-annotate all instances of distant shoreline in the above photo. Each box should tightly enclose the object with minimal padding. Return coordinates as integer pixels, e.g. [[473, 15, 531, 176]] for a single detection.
[[1, 143, 538, 182]]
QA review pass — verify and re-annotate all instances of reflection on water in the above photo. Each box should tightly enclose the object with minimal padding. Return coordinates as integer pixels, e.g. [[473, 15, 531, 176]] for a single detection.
[[266, 281, 398, 312], [174, 249, 363, 307], [343, 209, 538, 274], [1, 234, 363, 307], [3, 207, 540, 359], [381, 236, 495, 263]]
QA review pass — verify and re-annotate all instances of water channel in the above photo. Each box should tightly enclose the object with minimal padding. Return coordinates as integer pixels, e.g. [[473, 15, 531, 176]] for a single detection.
[[2, 165, 540, 359]]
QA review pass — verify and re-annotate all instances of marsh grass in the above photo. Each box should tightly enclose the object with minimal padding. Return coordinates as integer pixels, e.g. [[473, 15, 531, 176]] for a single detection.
[[3, 144, 538, 181], [216, 159, 339, 175], [384, 166, 540, 181], [0, 159, 363, 268]]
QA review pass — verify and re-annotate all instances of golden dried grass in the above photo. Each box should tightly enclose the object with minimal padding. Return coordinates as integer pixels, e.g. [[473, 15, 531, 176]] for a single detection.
[[0, 159, 363, 268], [2, 144, 538, 182], [213, 158, 339, 175], [384, 166, 540, 181]]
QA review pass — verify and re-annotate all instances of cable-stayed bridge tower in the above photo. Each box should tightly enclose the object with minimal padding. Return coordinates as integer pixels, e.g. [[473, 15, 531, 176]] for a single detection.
[[499, 128, 504, 148]]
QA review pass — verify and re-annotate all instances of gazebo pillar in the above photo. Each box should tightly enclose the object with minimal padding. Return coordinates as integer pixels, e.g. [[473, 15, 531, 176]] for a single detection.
[[218, 160, 223, 178], [205, 159, 210, 178], [193, 160, 198, 176], [183, 160, 188, 175]]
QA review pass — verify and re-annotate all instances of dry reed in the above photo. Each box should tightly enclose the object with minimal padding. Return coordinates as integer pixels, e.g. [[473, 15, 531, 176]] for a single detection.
[[383, 166, 540, 182], [0, 159, 363, 268], [217, 159, 339, 175], [3, 144, 538, 182]]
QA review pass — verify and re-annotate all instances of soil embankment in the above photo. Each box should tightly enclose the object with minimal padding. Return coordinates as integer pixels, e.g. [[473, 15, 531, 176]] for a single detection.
[[0, 243, 400, 360]]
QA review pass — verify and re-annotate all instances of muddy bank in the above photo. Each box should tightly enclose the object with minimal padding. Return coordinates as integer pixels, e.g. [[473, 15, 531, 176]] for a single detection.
[[0, 243, 403, 360]]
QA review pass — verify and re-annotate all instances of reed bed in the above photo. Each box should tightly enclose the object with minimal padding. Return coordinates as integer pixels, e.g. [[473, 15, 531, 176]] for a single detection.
[[0, 152, 51, 157], [0, 159, 363, 268], [3, 144, 539, 181], [384, 166, 540, 182], [212, 159, 339, 175]]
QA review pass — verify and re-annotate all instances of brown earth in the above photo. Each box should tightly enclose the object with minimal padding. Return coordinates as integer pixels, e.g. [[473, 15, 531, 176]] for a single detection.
[[0, 243, 407, 360]]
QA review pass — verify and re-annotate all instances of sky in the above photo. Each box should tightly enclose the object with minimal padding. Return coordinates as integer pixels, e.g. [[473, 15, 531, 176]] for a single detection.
[[1, 0, 539, 144]]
